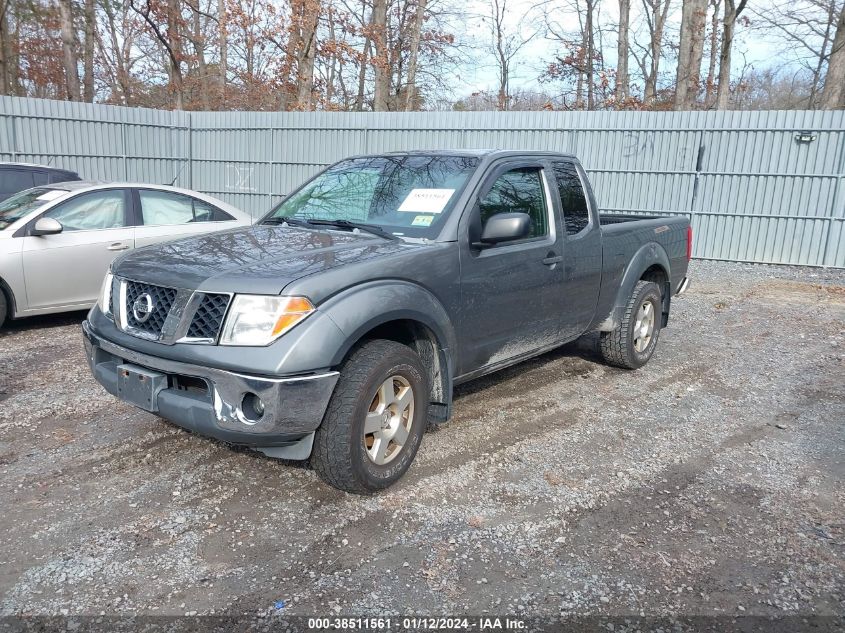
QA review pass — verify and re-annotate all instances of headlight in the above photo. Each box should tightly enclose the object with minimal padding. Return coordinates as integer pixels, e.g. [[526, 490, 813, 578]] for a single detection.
[[98, 272, 114, 318], [219, 295, 314, 346]]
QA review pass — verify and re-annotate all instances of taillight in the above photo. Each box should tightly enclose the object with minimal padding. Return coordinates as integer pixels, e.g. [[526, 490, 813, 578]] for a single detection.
[[686, 225, 693, 261]]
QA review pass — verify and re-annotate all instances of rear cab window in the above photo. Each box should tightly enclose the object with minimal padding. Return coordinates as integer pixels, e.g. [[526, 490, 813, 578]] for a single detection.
[[552, 162, 591, 235]]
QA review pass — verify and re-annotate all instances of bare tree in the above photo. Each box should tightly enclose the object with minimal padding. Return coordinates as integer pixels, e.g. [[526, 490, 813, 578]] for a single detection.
[[487, 0, 536, 110], [820, 3, 845, 107], [752, 0, 844, 108], [704, 0, 721, 106], [58, 0, 82, 100], [674, 0, 707, 109], [82, 0, 94, 100], [615, 0, 630, 101], [370, 0, 389, 110], [715, 0, 747, 108], [404, 0, 426, 110], [639, 0, 673, 103]]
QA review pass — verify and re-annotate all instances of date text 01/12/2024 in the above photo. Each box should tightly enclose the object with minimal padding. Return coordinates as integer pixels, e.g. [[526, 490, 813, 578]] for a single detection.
[[306, 617, 528, 630]]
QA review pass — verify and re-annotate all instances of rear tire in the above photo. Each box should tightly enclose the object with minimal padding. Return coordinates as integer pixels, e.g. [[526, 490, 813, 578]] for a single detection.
[[311, 339, 430, 494], [599, 280, 662, 369]]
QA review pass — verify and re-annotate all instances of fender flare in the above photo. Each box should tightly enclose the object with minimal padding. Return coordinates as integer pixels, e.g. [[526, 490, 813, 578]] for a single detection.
[[599, 242, 671, 331], [318, 280, 456, 408]]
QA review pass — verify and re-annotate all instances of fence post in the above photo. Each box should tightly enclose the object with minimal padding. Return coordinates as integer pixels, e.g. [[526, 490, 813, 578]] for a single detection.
[[820, 126, 845, 267]]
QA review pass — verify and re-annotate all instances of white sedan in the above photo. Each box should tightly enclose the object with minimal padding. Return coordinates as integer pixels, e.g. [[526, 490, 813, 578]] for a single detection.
[[0, 182, 253, 328]]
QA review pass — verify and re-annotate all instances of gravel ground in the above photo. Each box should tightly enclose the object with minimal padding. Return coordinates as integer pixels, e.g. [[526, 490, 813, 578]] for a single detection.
[[0, 260, 842, 623]]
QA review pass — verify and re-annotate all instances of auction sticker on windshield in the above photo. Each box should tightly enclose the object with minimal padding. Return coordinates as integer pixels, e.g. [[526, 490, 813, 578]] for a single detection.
[[398, 188, 455, 213], [411, 215, 434, 227]]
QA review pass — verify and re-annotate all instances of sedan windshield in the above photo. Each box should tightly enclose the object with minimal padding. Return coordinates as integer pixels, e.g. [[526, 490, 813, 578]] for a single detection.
[[0, 187, 66, 230], [264, 155, 480, 238]]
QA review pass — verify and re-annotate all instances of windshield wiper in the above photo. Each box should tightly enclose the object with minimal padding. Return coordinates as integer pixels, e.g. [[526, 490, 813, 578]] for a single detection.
[[301, 218, 401, 241], [263, 217, 312, 228], [263, 216, 400, 241]]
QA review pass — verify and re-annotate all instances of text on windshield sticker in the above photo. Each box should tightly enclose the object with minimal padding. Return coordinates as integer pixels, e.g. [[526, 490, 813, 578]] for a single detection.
[[398, 189, 455, 214]]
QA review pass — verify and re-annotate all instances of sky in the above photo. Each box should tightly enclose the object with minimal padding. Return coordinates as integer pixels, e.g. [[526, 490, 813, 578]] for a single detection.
[[456, 0, 790, 97]]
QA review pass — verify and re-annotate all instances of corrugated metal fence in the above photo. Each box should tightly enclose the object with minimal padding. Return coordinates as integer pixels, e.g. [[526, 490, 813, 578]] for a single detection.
[[1, 96, 843, 267]]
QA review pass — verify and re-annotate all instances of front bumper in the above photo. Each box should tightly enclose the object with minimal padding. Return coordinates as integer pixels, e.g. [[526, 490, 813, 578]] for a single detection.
[[82, 320, 339, 451]]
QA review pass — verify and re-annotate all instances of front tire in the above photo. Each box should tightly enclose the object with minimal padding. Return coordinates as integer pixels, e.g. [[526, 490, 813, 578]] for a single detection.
[[311, 339, 430, 494], [599, 280, 663, 369]]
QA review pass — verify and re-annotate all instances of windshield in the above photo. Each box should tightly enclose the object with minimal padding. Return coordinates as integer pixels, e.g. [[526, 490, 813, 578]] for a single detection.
[[0, 187, 66, 230], [264, 155, 481, 238]]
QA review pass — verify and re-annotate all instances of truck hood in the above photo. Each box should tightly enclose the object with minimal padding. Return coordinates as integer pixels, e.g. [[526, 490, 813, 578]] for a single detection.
[[113, 225, 419, 295]]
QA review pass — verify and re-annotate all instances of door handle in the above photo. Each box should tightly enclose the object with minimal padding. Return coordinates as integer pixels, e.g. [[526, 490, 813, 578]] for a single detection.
[[108, 242, 130, 251], [542, 254, 563, 266]]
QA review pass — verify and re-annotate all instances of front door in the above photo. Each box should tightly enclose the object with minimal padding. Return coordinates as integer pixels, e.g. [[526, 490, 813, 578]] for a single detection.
[[21, 189, 134, 310], [457, 162, 566, 376]]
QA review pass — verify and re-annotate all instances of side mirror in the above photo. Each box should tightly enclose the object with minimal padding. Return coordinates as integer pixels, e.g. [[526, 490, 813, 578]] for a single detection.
[[477, 212, 531, 246], [31, 217, 63, 236]]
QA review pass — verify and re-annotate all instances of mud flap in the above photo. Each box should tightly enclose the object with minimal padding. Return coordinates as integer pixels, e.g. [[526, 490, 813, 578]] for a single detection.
[[256, 432, 315, 461]]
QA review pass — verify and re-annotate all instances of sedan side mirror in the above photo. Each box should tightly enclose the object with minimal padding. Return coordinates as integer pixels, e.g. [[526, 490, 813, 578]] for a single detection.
[[477, 212, 531, 246], [31, 217, 64, 236]]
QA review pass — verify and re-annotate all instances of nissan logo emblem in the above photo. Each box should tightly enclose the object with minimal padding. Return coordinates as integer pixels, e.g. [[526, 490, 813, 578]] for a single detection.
[[132, 293, 155, 323]]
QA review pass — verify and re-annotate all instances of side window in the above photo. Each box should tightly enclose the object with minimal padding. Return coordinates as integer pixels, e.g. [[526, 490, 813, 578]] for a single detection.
[[478, 167, 548, 240], [139, 190, 231, 225], [553, 162, 590, 235], [0, 169, 35, 195], [32, 172, 50, 186], [44, 190, 127, 231], [139, 190, 194, 225], [193, 198, 234, 222]]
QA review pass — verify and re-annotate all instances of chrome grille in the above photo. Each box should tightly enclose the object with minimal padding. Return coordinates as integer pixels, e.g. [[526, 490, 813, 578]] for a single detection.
[[186, 293, 230, 341], [124, 281, 177, 339]]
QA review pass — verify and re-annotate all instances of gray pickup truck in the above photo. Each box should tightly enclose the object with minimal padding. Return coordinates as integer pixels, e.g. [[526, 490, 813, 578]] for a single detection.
[[83, 150, 691, 493]]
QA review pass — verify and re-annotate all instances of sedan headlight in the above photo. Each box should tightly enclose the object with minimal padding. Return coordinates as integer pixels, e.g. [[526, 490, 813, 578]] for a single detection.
[[98, 272, 114, 318], [220, 295, 315, 346]]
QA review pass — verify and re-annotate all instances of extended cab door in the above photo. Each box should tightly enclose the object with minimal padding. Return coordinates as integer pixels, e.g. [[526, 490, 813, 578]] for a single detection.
[[550, 160, 602, 340], [456, 160, 566, 375], [21, 188, 134, 310]]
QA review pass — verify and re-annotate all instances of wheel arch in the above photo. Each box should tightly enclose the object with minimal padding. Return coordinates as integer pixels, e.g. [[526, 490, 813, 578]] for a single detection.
[[598, 242, 671, 331], [0, 275, 16, 320], [320, 281, 457, 421]]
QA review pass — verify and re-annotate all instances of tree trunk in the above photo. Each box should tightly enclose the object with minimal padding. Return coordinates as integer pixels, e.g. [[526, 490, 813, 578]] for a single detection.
[[715, 0, 746, 109], [355, 36, 370, 111], [218, 0, 226, 106], [404, 0, 426, 111], [820, 5, 845, 109], [82, 0, 94, 101], [58, 0, 82, 101], [674, 0, 706, 109], [704, 0, 720, 106], [167, 0, 183, 109], [371, 0, 389, 111], [193, 5, 209, 110], [643, 0, 672, 104], [294, 1, 320, 109], [0, 0, 9, 96], [585, 0, 595, 109], [615, 0, 630, 102]]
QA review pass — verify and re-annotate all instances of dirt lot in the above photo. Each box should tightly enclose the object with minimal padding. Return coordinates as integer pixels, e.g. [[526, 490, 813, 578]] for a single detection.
[[0, 260, 842, 621]]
